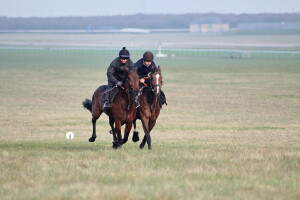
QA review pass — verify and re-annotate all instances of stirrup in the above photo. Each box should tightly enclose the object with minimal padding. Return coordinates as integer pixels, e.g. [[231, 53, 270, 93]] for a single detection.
[[103, 101, 111, 110]]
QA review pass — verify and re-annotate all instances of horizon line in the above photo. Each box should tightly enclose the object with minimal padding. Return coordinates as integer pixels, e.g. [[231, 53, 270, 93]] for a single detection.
[[1, 12, 300, 18]]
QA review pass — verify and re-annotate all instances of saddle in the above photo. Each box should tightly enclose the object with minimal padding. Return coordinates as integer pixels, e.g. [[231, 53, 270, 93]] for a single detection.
[[109, 87, 120, 103], [109, 87, 136, 107]]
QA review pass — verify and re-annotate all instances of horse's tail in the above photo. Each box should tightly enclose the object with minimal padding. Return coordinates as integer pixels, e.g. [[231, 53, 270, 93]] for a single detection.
[[82, 99, 92, 112]]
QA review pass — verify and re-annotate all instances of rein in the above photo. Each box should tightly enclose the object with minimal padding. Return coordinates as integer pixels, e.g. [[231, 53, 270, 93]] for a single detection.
[[98, 84, 127, 98], [99, 85, 117, 96], [123, 76, 138, 111]]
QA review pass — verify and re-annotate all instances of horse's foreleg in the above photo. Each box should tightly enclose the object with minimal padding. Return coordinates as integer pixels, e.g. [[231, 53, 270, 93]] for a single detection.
[[144, 126, 152, 150], [132, 119, 140, 142], [113, 120, 123, 149], [109, 117, 119, 148], [140, 135, 147, 149], [140, 118, 151, 150], [145, 120, 157, 149], [109, 116, 117, 140], [123, 122, 133, 144], [149, 120, 157, 133]]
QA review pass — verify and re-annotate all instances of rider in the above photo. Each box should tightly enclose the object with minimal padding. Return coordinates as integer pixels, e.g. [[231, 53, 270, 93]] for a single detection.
[[135, 51, 167, 107], [135, 51, 157, 85], [102, 47, 134, 110]]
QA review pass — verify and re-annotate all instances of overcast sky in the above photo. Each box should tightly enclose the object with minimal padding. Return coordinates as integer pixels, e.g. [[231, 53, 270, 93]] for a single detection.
[[1, 0, 299, 17]]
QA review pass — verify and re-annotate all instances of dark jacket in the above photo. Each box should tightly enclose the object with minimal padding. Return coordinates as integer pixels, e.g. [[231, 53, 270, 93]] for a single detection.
[[135, 58, 157, 79], [107, 57, 134, 84]]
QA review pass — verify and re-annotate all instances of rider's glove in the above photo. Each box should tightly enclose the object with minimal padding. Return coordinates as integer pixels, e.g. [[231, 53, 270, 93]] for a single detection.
[[117, 81, 123, 86]]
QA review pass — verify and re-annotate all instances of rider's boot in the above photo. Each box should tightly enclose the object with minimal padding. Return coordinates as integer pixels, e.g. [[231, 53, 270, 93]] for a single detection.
[[102, 92, 111, 111], [103, 101, 111, 110]]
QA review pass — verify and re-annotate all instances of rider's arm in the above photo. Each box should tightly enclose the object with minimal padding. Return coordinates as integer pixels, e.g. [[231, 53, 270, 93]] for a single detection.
[[107, 65, 118, 84]]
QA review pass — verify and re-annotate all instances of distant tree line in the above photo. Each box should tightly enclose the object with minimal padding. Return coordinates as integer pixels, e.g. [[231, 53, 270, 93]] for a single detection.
[[0, 13, 299, 30]]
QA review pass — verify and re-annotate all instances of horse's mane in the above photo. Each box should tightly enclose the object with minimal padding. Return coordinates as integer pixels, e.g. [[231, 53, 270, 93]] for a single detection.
[[151, 66, 164, 85], [151, 66, 159, 73], [128, 68, 137, 73]]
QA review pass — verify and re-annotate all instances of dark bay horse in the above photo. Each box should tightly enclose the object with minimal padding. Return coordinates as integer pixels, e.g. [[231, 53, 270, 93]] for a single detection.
[[82, 70, 140, 148], [130, 66, 163, 149]]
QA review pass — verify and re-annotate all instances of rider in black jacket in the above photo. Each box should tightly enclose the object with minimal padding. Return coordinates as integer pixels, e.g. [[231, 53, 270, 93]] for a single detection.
[[102, 47, 134, 110]]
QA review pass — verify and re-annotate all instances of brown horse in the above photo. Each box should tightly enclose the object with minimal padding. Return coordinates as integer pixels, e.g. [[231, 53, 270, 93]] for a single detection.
[[130, 66, 163, 149], [82, 69, 140, 148]]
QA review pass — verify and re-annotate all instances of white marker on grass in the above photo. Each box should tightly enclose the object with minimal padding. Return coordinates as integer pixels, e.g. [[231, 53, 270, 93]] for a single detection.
[[66, 131, 74, 140]]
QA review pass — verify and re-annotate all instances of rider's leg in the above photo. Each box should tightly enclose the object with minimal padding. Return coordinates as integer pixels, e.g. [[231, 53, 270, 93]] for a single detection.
[[102, 83, 114, 109], [159, 90, 167, 108]]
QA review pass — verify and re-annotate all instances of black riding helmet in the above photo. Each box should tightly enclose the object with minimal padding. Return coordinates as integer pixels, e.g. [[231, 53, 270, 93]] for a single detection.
[[143, 51, 154, 61], [119, 47, 130, 59]]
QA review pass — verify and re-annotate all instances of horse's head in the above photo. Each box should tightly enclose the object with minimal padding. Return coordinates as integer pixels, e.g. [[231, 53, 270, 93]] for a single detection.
[[150, 66, 162, 96], [125, 67, 140, 96]]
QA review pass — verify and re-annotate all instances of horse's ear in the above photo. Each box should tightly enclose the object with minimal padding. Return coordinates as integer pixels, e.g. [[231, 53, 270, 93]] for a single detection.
[[133, 66, 137, 72], [158, 65, 161, 72]]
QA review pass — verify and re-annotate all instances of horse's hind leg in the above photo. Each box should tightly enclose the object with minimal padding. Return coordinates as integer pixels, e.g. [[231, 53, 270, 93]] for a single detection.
[[89, 117, 97, 142], [89, 104, 102, 142], [123, 122, 133, 144]]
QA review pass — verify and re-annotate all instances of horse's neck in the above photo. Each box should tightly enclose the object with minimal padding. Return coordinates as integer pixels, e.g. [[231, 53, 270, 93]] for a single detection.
[[116, 88, 128, 100], [144, 87, 158, 106], [115, 88, 135, 110]]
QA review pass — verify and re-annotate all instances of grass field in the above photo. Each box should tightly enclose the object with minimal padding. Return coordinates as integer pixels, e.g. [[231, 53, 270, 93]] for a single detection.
[[0, 36, 300, 199]]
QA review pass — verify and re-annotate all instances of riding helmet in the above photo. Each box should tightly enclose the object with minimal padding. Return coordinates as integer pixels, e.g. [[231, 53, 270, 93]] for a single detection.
[[119, 47, 130, 59], [143, 51, 154, 61]]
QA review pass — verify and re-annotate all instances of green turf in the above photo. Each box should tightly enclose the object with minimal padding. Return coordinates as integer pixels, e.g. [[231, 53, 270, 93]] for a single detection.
[[0, 49, 299, 199]]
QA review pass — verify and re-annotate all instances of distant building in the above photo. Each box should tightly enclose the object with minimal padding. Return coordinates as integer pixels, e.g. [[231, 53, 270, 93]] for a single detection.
[[189, 23, 229, 33], [189, 24, 200, 33], [189, 17, 229, 33]]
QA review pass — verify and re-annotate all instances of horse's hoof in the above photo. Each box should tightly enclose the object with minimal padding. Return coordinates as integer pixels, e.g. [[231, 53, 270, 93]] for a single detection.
[[132, 131, 139, 142], [139, 144, 145, 149], [148, 146, 152, 150], [89, 137, 96, 142], [112, 141, 119, 149], [113, 145, 122, 149]]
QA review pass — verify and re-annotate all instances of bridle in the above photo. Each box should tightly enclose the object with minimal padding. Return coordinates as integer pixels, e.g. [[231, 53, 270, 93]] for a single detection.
[[141, 72, 161, 95], [151, 73, 161, 95], [123, 72, 140, 110], [124, 72, 138, 92]]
